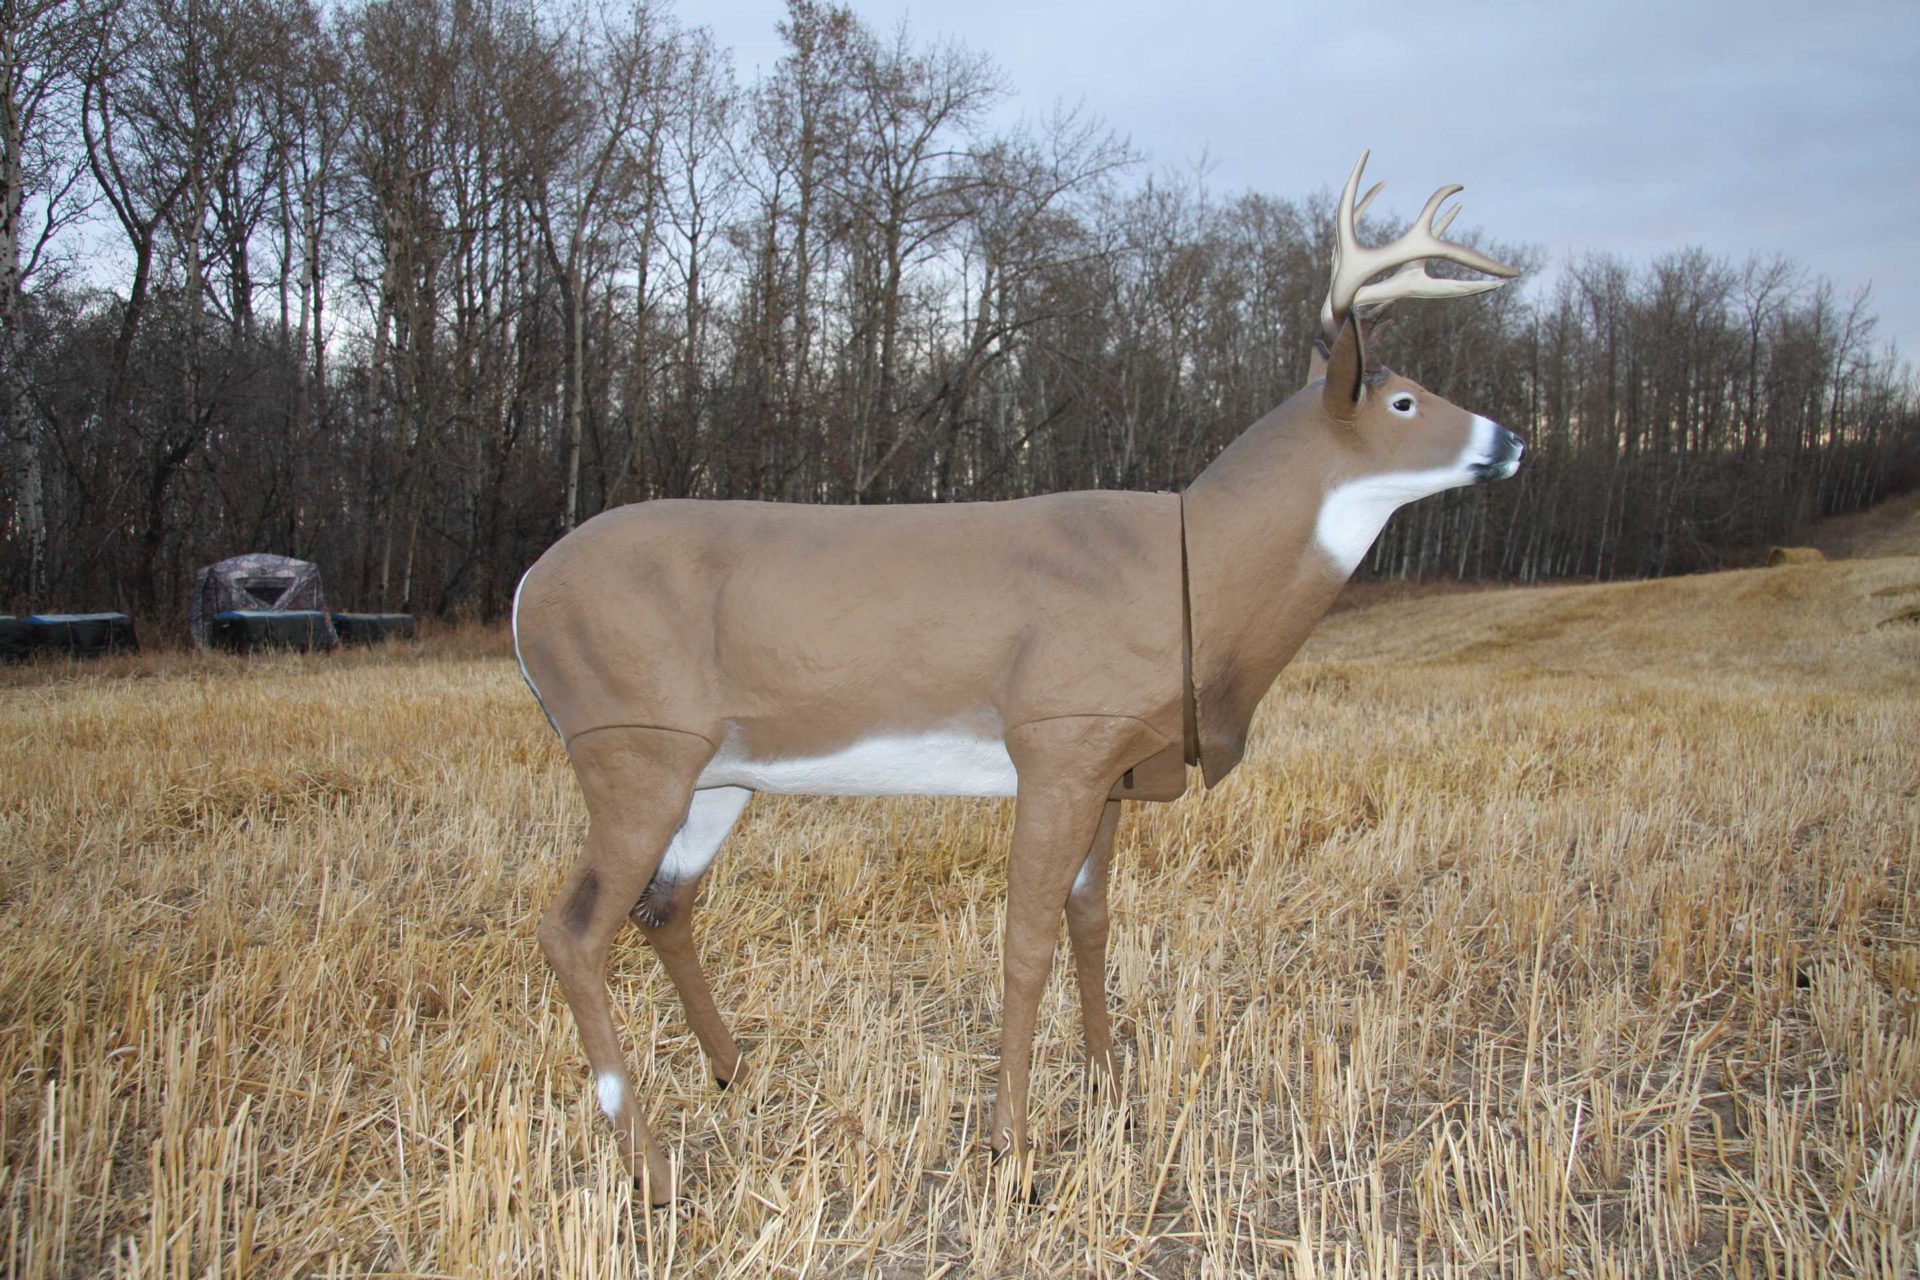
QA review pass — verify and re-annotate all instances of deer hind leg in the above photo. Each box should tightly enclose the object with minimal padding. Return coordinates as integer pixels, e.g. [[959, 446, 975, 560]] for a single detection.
[[537, 725, 712, 1205], [1065, 799, 1123, 1085], [992, 719, 1161, 1175], [630, 786, 752, 1089]]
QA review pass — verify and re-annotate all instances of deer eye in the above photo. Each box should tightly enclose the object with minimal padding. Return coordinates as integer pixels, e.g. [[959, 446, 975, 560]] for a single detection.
[[1388, 394, 1417, 418]]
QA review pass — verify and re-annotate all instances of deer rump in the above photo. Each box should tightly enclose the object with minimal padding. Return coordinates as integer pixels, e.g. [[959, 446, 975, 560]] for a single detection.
[[513, 490, 1192, 803]]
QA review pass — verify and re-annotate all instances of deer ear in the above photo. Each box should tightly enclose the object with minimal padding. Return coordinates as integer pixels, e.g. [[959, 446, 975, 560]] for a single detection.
[[1321, 313, 1366, 422], [1307, 338, 1331, 385]]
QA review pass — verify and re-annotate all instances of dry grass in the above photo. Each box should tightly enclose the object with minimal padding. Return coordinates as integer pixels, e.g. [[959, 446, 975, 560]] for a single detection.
[[3, 551, 1918, 1277], [1809, 486, 1920, 562]]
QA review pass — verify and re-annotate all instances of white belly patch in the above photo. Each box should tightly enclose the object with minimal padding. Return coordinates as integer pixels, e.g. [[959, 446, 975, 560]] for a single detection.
[[696, 725, 1019, 797]]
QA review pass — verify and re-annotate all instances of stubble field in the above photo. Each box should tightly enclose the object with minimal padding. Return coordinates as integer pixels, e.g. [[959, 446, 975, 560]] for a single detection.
[[3, 548, 1917, 1277]]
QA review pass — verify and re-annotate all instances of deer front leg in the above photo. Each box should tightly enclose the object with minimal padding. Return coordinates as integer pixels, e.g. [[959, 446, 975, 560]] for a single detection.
[[992, 720, 1161, 1173], [537, 726, 712, 1206], [1065, 799, 1123, 1086]]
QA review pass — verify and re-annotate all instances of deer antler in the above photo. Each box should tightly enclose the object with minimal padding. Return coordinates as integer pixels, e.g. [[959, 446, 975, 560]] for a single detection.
[[1320, 150, 1520, 340]]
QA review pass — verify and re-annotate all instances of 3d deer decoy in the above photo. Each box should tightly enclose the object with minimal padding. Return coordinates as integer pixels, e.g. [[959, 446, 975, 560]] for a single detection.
[[513, 151, 1524, 1204]]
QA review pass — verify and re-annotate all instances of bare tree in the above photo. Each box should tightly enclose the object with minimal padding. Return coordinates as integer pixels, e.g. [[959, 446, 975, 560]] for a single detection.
[[651, 25, 733, 498], [80, 0, 255, 607], [1, 0, 101, 602], [736, 0, 861, 499], [838, 21, 1001, 497], [517, 2, 659, 529]]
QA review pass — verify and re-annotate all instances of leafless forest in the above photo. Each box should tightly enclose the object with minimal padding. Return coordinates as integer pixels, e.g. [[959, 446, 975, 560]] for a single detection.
[[3, 0, 1916, 623]]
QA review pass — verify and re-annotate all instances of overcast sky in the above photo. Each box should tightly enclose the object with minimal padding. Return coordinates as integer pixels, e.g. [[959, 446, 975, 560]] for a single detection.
[[701, 0, 1920, 366]]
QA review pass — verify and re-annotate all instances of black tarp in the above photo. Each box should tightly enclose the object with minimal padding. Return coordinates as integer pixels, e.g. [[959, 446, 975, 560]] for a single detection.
[[209, 610, 338, 653], [24, 613, 139, 657], [331, 613, 416, 645], [0, 617, 35, 662]]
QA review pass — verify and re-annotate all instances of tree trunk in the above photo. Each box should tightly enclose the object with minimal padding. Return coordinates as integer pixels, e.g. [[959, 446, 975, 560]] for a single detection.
[[565, 268, 585, 530], [1, 96, 48, 599]]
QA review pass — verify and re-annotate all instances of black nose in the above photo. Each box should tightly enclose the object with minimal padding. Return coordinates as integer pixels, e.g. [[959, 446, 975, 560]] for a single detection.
[[1470, 426, 1526, 482]]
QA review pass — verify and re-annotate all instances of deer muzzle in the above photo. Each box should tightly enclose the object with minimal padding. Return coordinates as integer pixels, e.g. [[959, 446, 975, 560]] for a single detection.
[[1470, 423, 1525, 482]]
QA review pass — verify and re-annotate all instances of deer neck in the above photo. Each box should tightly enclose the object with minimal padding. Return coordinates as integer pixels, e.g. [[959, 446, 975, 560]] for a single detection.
[[1182, 390, 1358, 786]]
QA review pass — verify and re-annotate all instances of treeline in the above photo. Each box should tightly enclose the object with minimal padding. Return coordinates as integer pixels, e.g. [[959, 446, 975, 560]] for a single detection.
[[3, 0, 1914, 623]]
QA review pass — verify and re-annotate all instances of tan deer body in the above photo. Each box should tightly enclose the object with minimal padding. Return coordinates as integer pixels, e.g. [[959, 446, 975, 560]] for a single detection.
[[516, 488, 1189, 804], [513, 154, 1523, 1203]]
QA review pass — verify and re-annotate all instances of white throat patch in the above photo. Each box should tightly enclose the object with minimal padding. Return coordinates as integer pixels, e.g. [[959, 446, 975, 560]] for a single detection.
[[1313, 415, 1496, 575]]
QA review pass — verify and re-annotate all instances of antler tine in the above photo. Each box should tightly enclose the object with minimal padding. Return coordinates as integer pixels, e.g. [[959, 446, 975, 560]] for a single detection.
[[1356, 263, 1511, 327], [1335, 149, 1371, 240], [1319, 152, 1521, 341], [1352, 180, 1386, 221], [1321, 151, 1373, 339], [1412, 184, 1465, 236]]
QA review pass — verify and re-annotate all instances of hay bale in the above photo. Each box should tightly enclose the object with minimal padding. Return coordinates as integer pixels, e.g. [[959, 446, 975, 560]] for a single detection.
[[1767, 546, 1827, 566]]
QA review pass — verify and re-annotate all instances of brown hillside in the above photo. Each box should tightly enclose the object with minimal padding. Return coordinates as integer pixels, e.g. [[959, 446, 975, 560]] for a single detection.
[[1806, 483, 1920, 561], [1308, 553, 1920, 693]]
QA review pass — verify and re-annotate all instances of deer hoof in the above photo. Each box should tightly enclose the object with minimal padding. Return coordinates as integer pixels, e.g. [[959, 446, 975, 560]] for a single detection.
[[986, 1148, 1045, 1206], [633, 1181, 695, 1215], [715, 1042, 750, 1092]]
